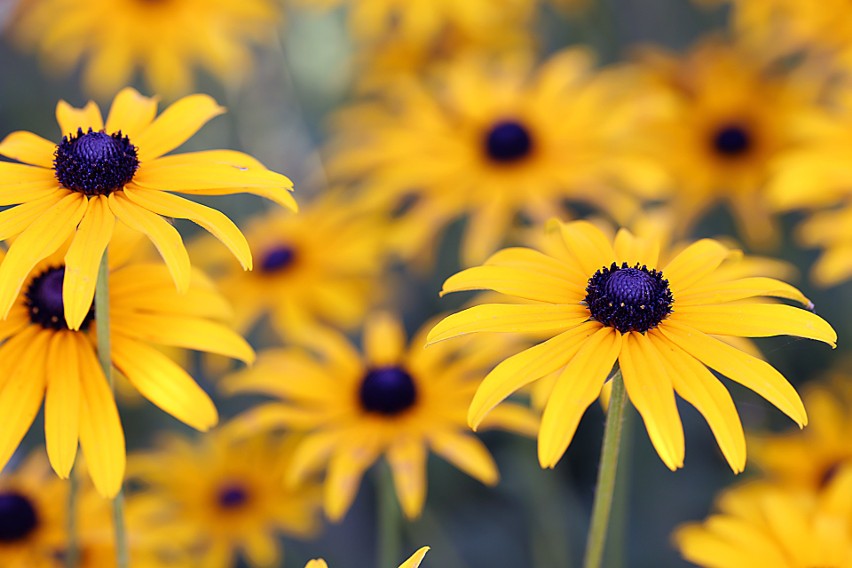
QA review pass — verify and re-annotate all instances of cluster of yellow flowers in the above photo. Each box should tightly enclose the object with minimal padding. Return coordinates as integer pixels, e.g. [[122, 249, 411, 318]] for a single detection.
[[0, 0, 851, 566]]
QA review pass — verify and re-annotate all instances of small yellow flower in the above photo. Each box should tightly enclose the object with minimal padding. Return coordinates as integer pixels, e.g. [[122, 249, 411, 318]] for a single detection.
[[0, 87, 296, 331], [224, 313, 538, 521], [429, 220, 836, 471], [305, 546, 430, 568]]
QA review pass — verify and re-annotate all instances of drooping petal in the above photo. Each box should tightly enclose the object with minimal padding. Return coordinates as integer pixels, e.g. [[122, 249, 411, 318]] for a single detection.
[[324, 441, 379, 522], [44, 331, 81, 478], [429, 429, 498, 485], [133, 94, 225, 161], [173, 184, 298, 212], [0, 190, 67, 239], [105, 87, 159, 140], [539, 327, 621, 468], [363, 312, 406, 367], [387, 438, 428, 519], [108, 191, 191, 292], [663, 239, 730, 294], [123, 187, 252, 269], [555, 220, 615, 276], [0, 131, 57, 168], [56, 99, 104, 137], [0, 192, 87, 318], [242, 532, 280, 568], [63, 195, 115, 330], [287, 430, 344, 486], [440, 265, 584, 303], [111, 336, 218, 431], [427, 303, 589, 344]]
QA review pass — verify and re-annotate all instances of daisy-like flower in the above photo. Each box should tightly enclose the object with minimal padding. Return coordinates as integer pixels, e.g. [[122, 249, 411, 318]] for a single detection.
[[0, 234, 254, 497], [326, 49, 666, 265], [0, 87, 296, 331], [675, 471, 852, 567], [192, 192, 388, 338], [631, 39, 823, 248], [10, 0, 281, 99], [224, 313, 538, 521], [129, 429, 322, 568], [428, 220, 836, 471], [306, 547, 429, 568]]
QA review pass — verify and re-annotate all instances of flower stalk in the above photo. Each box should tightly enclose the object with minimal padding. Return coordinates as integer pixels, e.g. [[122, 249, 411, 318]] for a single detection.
[[377, 461, 401, 568]]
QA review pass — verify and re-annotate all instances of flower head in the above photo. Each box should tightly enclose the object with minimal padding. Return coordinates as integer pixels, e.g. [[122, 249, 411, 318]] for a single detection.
[[224, 313, 537, 521], [428, 220, 836, 471], [0, 87, 296, 331]]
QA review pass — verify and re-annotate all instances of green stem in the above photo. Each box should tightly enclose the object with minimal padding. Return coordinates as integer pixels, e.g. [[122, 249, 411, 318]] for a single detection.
[[377, 462, 401, 568], [95, 250, 128, 568], [65, 466, 79, 568], [583, 368, 628, 568]]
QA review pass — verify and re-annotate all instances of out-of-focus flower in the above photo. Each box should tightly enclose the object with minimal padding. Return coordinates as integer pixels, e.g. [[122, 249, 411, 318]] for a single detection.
[[129, 429, 322, 568], [192, 192, 387, 339], [632, 39, 824, 248], [674, 470, 852, 567], [224, 312, 538, 521], [0, 87, 296, 330], [0, 234, 254, 497], [429, 220, 836, 471], [9, 0, 282, 99], [326, 49, 667, 266], [305, 546, 430, 568]]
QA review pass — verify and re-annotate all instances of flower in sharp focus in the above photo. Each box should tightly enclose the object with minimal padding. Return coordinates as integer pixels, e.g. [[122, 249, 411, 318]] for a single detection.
[[223, 313, 538, 521], [305, 546, 430, 568], [9, 0, 282, 99], [326, 49, 666, 265], [129, 429, 322, 568], [0, 87, 296, 331], [674, 471, 852, 567], [428, 219, 837, 471], [0, 236, 254, 497]]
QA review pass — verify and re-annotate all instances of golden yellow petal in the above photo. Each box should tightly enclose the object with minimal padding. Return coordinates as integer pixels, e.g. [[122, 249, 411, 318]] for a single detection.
[[0, 190, 67, 239], [133, 94, 225, 161], [613, 227, 660, 267], [675, 277, 811, 307], [55, 99, 104, 137], [324, 441, 378, 522], [0, 131, 56, 168], [555, 220, 615, 276], [484, 246, 586, 281], [478, 403, 540, 437], [429, 430, 498, 485], [133, 162, 293, 191], [44, 331, 80, 478], [287, 430, 343, 486], [364, 312, 406, 367], [460, 197, 513, 266], [172, 184, 299, 212], [304, 561, 329, 568], [674, 520, 785, 567], [663, 239, 730, 295], [399, 547, 430, 568], [387, 438, 427, 519], [440, 265, 584, 303], [428, 303, 589, 344], [242, 532, 280, 568], [104, 87, 159, 140]]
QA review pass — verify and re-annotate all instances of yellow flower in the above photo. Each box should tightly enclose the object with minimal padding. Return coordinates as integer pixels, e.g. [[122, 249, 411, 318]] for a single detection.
[[674, 472, 852, 567], [0, 87, 296, 331], [9, 0, 281, 99], [0, 234, 254, 497], [129, 429, 322, 568], [327, 49, 665, 265], [428, 220, 836, 471], [224, 313, 538, 521], [305, 546, 430, 568], [631, 39, 822, 248]]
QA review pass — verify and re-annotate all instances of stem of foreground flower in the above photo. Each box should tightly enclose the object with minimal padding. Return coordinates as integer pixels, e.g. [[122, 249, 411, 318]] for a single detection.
[[583, 367, 628, 568], [377, 461, 401, 568], [65, 466, 79, 568], [95, 249, 128, 568]]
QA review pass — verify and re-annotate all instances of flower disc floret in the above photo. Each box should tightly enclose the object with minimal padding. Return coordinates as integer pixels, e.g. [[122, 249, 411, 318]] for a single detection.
[[54, 128, 139, 195], [585, 262, 673, 333], [217, 484, 250, 510], [484, 120, 534, 163], [359, 366, 418, 415], [259, 245, 297, 273], [25, 266, 93, 331], [711, 123, 752, 157], [0, 492, 38, 542]]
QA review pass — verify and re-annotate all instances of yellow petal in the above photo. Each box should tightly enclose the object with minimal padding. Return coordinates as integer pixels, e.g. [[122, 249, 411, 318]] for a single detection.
[[675, 277, 811, 307], [0, 190, 67, 239], [478, 403, 540, 437], [133, 162, 293, 191], [105, 87, 159, 140], [460, 197, 512, 266], [44, 331, 81, 478], [468, 321, 599, 429], [172, 184, 298, 212], [484, 246, 586, 280], [663, 239, 730, 295], [399, 547, 430, 568], [324, 441, 378, 522], [63, 195, 115, 330], [427, 303, 589, 344], [133, 94, 225, 161], [76, 333, 125, 497], [111, 337, 218, 431], [305, 561, 329, 568], [287, 430, 342, 485], [0, 192, 87, 318], [242, 532, 280, 568], [123, 187, 251, 270], [56, 99, 104, 137], [364, 312, 406, 367], [108, 192, 191, 292], [139, 149, 267, 170], [387, 438, 427, 519], [659, 320, 807, 426], [555, 220, 615, 276], [539, 327, 620, 468], [226, 403, 321, 439], [613, 227, 659, 267], [429, 430, 498, 486], [440, 265, 584, 303], [0, 131, 56, 168]]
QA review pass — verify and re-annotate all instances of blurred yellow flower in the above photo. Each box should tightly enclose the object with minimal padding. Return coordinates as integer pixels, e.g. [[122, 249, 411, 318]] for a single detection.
[[0, 87, 296, 331], [306, 546, 429, 568], [130, 429, 322, 568], [327, 49, 666, 266], [9, 0, 281, 99], [224, 312, 538, 521], [429, 220, 836, 471]]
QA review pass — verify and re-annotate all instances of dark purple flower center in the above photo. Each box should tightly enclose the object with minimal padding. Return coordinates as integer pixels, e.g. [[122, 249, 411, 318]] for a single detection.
[[711, 123, 752, 157], [259, 245, 297, 273], [585, 263, 673, 333], [359, 366, 417, 416], [25, 266, 94, 331], [0, 492, 38, 542], [216, 483, 250, 510], [484, 120, 533, 163], [54, 128, 139, 195]]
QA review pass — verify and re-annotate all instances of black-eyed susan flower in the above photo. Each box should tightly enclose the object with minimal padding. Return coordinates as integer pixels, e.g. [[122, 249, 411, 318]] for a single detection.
[[10, 0, 281, 99], [306, 546, 429, 568], [0, 235, 254, 497], [129, 429, 322, 568], [428, 220, 836, 472], [0, 87, 296, 331], [675, 471, 852, 567], [224, 313, 538, 521], [326, 49, 666, 265]]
